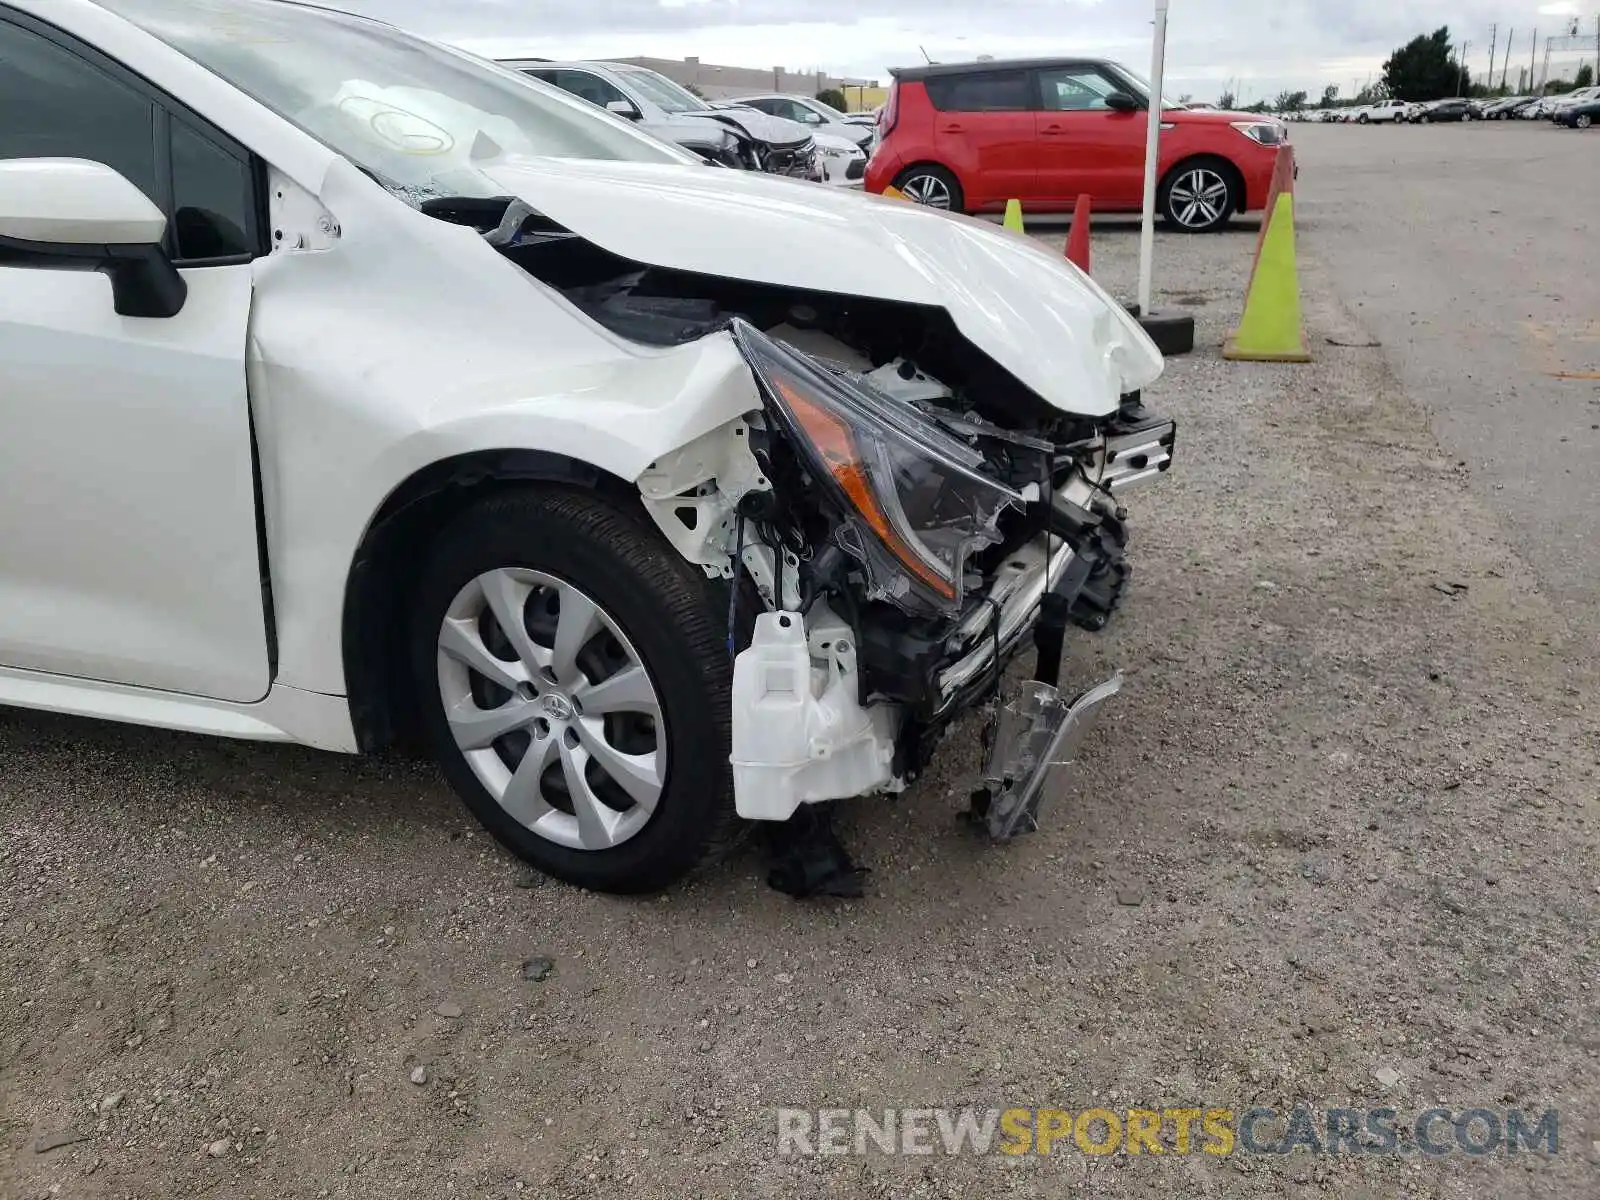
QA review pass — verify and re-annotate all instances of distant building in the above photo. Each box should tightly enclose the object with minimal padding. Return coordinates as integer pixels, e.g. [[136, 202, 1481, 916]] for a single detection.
[[610, 55, 881, 109]]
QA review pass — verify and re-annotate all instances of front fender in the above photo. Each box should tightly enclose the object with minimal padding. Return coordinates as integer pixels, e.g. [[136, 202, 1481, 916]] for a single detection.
[[248, 161, 767, 696]]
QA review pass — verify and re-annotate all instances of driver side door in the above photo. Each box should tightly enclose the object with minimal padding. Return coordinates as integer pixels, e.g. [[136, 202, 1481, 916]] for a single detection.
[[1032, 64, 1145, 208], [0, 11, 271, 703]]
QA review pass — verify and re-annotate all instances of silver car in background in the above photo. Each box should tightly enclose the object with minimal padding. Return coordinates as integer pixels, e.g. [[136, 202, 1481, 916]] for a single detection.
[[502, 59, 821, 179]]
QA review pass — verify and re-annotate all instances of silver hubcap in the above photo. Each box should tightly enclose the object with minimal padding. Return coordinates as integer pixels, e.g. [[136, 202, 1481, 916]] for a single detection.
[[1168, 168, 1229, 228], [1580, 115, 1592, 128], [436, 568, 665, 851], [901, 173, 952, 208]]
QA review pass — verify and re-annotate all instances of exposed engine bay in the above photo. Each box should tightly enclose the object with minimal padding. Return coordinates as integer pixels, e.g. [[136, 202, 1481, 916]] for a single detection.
[[424, 195, 1176, 866]]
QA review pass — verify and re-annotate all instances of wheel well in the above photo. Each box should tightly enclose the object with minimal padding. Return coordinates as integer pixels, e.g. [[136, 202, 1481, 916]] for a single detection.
[[1159, 154, 1247, 212], [341, 450, 635, 753]]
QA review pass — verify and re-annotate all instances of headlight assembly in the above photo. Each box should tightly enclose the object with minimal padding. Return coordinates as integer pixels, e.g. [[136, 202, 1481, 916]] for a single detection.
[[1231, 121, 1285, 145], [730, 319, 1024, 615]]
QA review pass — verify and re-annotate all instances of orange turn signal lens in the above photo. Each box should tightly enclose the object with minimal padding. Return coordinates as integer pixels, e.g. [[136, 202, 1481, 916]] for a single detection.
[[775, 375, 956, 600]]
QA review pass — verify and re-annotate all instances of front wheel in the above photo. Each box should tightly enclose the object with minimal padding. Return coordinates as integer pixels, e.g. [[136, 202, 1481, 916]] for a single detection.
[[1578, 114, 1594, 130], [1160, 162, 1236, 233], [410, 488, 737, 893], [893, 164, 963, 212]]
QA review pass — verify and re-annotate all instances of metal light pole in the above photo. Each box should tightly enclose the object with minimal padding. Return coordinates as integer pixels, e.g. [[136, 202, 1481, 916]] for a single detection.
[[1136, 0, 1169, 316]]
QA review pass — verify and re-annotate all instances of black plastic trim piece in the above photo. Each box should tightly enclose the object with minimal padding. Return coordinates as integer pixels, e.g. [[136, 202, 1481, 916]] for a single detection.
[[0, 234, 186, 318]]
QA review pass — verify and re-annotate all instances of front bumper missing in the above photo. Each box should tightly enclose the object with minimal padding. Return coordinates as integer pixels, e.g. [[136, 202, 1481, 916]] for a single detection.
[[974, 672, 1123, 840]]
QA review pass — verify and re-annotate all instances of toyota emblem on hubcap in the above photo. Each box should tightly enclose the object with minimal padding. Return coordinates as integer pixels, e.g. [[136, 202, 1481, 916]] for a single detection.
[[541, 693, 575, 721]]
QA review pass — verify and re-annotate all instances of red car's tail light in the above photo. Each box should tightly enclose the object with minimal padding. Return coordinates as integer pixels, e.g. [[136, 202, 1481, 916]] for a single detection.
[[879, 81, 899, 137]]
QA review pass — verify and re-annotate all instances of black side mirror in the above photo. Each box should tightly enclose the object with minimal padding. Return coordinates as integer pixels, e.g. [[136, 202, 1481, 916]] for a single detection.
[[1105, 92, 1141, 113]]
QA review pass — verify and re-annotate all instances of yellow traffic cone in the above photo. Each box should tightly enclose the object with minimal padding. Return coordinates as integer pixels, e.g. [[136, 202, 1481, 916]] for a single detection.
[[1003, 199, 1025, 233], [881, 185, 909, 200], [1223, 192, 1310, 362]]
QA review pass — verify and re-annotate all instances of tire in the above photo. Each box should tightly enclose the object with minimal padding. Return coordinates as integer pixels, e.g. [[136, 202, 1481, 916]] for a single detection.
[[410, 487, 737, 894], [1579, 114, 1594, 130], [1159, 160, 1237, 233], [1358, 114, 1369, 124], [892, 164, 963, 212]]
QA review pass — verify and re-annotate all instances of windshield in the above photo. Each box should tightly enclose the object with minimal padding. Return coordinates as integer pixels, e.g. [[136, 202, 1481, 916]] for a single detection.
[[615, 67, 710, 114], [99, 0, 690, 202]]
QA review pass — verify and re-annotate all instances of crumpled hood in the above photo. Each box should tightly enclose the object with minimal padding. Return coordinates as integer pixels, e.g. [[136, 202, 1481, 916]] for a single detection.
[[684, 106, 810, 148], [477, 157, 1163, 415]]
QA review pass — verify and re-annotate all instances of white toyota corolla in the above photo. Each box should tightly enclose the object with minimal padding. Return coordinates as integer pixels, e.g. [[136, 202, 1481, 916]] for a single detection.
[[0, 0, 1173, 894]]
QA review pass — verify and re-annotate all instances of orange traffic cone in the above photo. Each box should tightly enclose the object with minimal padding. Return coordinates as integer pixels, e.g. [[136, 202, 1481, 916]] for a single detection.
[[1064, 194, 1092, 274]]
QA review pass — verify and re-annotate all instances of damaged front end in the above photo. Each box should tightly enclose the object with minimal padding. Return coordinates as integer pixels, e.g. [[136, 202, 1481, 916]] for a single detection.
[[703, 320, 1173, 836], [444, 191, 1176, 844]]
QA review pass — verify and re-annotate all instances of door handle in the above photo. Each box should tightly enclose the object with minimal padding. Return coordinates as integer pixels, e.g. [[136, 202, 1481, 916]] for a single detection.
[[938, 122, 964, 133], [1040, 125, 1066, 135]]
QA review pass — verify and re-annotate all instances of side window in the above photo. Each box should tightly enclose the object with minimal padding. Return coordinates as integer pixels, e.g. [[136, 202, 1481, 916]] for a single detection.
[[550, 70, 630, 110], [0, 16, 259, 264], [925, 71, 1031, 113], [1036, 67, 1120, 112], [169, 119, 253, 262], [0, 18, 159, 203]]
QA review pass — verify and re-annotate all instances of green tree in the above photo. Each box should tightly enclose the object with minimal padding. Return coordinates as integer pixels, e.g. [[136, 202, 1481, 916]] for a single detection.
[[1381, 27, 1463, 101], [1273, 89, 1307, 112], [814, 87, 847, 111], [1321, 84, 1339, 106], [684, 82, 707, 99], [1218, 89, 1237, 109], [1577, 63, 1595, 89]]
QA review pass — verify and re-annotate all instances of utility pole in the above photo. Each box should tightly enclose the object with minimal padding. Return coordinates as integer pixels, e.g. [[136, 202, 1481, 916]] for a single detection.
[[1487, 24, 1497, 93], [1501, 27, 1513, 90], [1530, 29, 1538, 92], [1459, 40, 1470, 94]]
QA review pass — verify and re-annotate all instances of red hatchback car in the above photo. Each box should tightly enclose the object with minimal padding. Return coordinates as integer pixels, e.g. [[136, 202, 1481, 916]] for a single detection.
[[866, 58, 1287, 233]]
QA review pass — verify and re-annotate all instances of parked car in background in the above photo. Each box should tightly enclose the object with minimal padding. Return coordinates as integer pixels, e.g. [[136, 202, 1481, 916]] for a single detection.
[[1357, 100, 1408, 123], [1521, 97, 1559, 119], [1553, 95, 1600, 128], [732, 93, 874, 149], [502, 59, 822, 179], [866, 57, 1287, 232], [1550, 86, 1600, 118], [1419, 98, 1472, 123], [706, 101, 866, 184], [1481, 96, 1533, 119]]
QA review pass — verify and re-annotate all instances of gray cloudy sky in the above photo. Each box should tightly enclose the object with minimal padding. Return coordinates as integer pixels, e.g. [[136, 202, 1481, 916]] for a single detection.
[[339, 0, 1597, 100]]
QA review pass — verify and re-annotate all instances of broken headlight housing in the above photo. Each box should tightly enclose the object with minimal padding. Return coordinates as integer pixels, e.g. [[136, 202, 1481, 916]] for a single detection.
[[731, 319, 1024, 616]]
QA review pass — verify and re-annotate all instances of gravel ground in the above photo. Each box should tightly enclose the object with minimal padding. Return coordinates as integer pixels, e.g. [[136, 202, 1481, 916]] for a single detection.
[[4, 135, 1600, 1199]]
